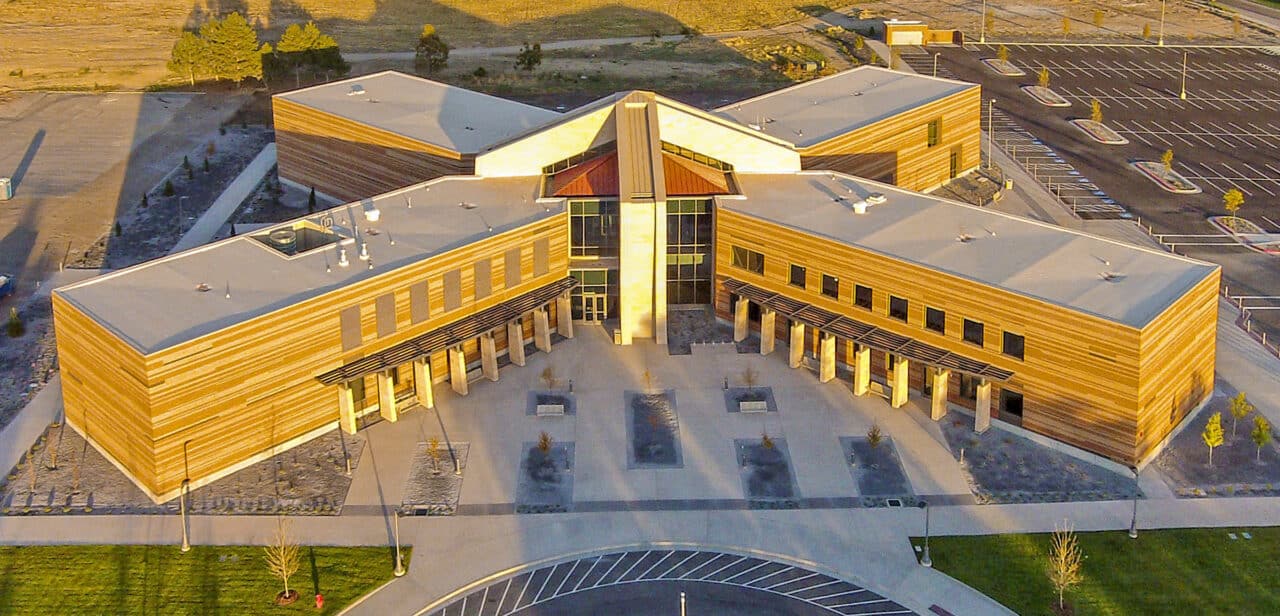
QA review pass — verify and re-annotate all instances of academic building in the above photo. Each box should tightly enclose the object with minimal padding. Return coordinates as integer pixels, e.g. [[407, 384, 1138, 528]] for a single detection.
[[52, 68, 1218, 501]]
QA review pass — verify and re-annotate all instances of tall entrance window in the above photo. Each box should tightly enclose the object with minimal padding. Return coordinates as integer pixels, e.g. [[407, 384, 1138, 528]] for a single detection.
[[666, 198, 713, 304], [569, 199, 619, 258], [570, 269, 618, 320]]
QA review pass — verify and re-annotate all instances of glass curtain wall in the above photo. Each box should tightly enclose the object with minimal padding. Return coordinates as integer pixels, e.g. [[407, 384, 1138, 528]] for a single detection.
[[569, 199, 619, 258], [666, 198, 713, 305]]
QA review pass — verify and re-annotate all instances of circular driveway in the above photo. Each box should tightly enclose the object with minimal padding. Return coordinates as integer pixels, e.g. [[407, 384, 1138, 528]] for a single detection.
[[426, 548, 912, 615]]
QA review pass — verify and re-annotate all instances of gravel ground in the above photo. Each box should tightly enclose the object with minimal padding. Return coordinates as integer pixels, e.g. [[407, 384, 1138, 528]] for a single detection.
[[735, 438, 800, 509], [666, 306, 757, 355], [626, 390, 682, 468], [400, 442, 470, 515], [1, 424, 364, 515], [1154, 394, 1280, 498], [842, 436, 912, 500], [516, 442, 575, 514], [940, 418, 1140, 504], [0, 297, 56, 432]]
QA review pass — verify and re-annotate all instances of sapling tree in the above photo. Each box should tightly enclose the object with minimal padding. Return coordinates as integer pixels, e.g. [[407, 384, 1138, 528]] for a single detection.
[[1062, 16, 1071, 35], [427, 436, 442, 475], [1090, 99, 1103, 124], [1038, 66, 1050, 88], [741, 364, 758, 388], [1228, 391, 1253, 439], [415, 24, 450, 73], [540, 365, 558, 390], [7, 307, 24, 338], [867, 423, 884, 448], [516, 42, 543, 71], [997, 44, 1009, 63], [1161, 149, 1174, 172], [761, 432, 775, 450], [1252, 415, 1272, 463], [1223, 188, 1244, 231], [1143, 23, 1151, 40], [1203, 411, 1224, 467], [1093, 9, 1104, 29], [263, 518, 301, 603], [1048, 521, 1084, 611], [537, 430, 553, 454]]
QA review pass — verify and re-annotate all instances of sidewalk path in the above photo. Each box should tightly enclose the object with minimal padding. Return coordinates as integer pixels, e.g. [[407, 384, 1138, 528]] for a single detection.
[[170, 143, 275, 253]]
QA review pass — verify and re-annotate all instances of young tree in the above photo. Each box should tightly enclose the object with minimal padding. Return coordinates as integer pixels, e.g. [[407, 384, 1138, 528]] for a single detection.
[[1048, 522, 1084, 611], [741, 364, 758, 388], [1062, 16, 1071, 35], [984, 11, 996, 35], [1093, 9, 1104, 29], [1143, 23, 1152, 40], [761, 432, 775, 450], [1229, 391, 1254, 440], [867, 423, 884, 448], [997, 44, 1009, 63], [6, 307, 23, 338], [168, 31, 207, 86], [1203, 411, 1224, 467], [1234, 14, 1242, 37], [1038, 66, 1050, 88], [540, 365, 557, 390], [415, 24, 450, 74], [263, 518, 301, 603], [1252, 415, 1272, 463], [1090, 98, 1103, 123], [516, 42, 543, 71], [537, 430, 554, 453], [1223, 188, 1244, 230], [427, 436, 442, 475], [1161, 149, 1174, 172], [853, 34, 865, 50]]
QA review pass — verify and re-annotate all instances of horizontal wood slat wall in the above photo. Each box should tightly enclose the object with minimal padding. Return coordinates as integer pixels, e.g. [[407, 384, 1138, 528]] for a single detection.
[[274, 97, 474, 203], [713, 207, 1215, 465], [799, 88, 981, 192], [55, 214, 569, 499]]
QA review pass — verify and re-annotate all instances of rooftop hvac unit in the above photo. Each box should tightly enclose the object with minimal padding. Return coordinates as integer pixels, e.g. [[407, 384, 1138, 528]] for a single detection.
[[0, 177, 11, 201]]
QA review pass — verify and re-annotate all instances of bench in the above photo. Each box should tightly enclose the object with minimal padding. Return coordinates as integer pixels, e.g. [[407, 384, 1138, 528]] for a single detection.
[[739, 400, 769, 413], [535, 404, 565, 417], [867, 381, 891, 400]]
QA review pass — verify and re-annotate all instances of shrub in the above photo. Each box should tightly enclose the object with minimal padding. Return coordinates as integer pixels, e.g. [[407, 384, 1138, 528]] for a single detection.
[[473, 66, 487, 78], [114, 222, 122, 237], [7, 307, 24, 338]]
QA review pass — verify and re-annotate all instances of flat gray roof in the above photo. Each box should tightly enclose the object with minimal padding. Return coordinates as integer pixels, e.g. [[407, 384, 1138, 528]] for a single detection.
[[723, 172, 1218, 328], [713, 66, 976, 148], [57, 176, 558, 353], [275, 71, 561, 154]]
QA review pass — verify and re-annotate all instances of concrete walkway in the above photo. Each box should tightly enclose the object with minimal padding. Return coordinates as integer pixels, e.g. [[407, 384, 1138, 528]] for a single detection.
[[170, 143, 275, 253]]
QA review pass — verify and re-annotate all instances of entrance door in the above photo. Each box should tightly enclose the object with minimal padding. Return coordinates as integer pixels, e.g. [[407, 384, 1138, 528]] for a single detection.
[[949, 147, 961, 179], [580, 293, 607, 322]]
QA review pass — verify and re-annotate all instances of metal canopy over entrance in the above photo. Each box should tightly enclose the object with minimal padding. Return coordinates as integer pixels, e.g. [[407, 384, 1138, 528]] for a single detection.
[[722, 278, 1014, 382], [317, 277, 577, 385]]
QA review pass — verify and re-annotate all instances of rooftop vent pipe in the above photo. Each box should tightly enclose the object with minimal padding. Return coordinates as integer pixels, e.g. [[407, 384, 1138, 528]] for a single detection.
[[348, 84, 365, 96]]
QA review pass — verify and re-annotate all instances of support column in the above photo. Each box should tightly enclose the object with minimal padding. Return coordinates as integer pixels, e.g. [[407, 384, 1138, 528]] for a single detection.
[[480, 333, 499, 382], [376, 370, 398, 422], [890, 356, 910, 408], [413, 358, 434, 409], [975, 378, 992, 433], [507, 319, 526, 367], [533, 307, 551, 353], [733, 297, 749, 342], [760, 307, 776, 355], [555, 293, 574, 339], [448, 346, 469, 396], [852, 344, 871, 396], [930, 368, 951, 421], [337, 381, 357, 434], [788, 320, 806, 368], [819, 332, 836, 383]]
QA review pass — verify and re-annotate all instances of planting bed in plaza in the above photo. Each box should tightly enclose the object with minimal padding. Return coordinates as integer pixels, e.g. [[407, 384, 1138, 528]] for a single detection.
[[724, 386, 777, 413], [1070, 119, 1128, 145], [626, 390, 683, 468], [1022, 85, 1070, 107], [516, 441, 575, 513], [1131, 160, 1202, 193], [525, 390, 577, 416], [841, 436, 912, 501], [1, 425, 363, 515], [401, 442, 470, 515], [939, 419, 1139, 504], [981, 58, 1025, 76], [735, 437, 800, 508]]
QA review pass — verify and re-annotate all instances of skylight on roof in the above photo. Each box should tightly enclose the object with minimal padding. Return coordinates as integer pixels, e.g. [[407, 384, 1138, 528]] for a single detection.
[[251, 220, 348, 257]]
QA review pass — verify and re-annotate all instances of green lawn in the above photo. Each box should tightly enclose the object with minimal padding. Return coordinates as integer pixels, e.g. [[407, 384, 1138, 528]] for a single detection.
[[0, 545, 404, 615], [924, 528, 1280, 615]]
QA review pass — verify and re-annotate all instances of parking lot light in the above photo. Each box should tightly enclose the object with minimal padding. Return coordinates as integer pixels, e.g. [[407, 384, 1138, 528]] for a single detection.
[[1180, 52, 1188, 100], [1158, 0, 1167, 46], [979, 0, 988, 44], [933, 53, 941, 77]]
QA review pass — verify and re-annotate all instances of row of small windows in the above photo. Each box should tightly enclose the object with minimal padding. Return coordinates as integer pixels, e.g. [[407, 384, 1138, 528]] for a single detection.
[[730, 245, 1023, 361], [339, 238, 551, 351], [660, 141, 734, 171]]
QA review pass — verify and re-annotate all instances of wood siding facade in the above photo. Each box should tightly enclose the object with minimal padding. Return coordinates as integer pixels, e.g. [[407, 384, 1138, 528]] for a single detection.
[[54, 215, 569, 500], [799, 87, 981, 192], [713, 208, 1216, 465], [274, 97, 474, 203]]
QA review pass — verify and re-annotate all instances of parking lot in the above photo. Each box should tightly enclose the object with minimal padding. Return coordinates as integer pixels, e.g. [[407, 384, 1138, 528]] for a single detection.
[[935, 42, 1280, 343]]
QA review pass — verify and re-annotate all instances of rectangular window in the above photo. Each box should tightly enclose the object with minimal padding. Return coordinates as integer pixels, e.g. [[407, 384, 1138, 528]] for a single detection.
[[375, 293, 396, 338], [927, 119, 941, 147], [731, 245, 764, 274], [533, 238, 549, 276], [854, 284, 873, 310], [474, 259, 491, 300], [443, 269, 462, 311], [925, 307, 945, 334], [889, 295, 908, 321], [789, 264, 806, 288], [505, 248, 522, 289], [409, 281, 429, 324], [569, 199, 620, 258], [1003, 331, 1025, 360], [963, 318, 984, 347], [821, 274, 839, 299], [339, 305, 362, 351], [1000, 389, 1025, 418]]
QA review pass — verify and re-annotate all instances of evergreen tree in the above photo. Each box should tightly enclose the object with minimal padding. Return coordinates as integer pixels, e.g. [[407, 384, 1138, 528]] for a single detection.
[[202, 13, 263, 85], [308, 187, 317, 214], [415, 25, 450, 74], [168, 31, 208, 86], [270, 21, 348, 84]]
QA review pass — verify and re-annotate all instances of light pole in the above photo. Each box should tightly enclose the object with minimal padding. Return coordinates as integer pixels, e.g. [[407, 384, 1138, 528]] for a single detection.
[[179, 479, 191, 552], [933, 53, 941, 77], [986, 98, 997, 170], [680, 591, 686, 616], [1180, 52, 1188, 100], [919, 500, 932, 567], [1158, 0, 1167, 46], [980, 0, 988, 44], [1128, 467, 1139, 539], [393, 512, 406, 577]]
